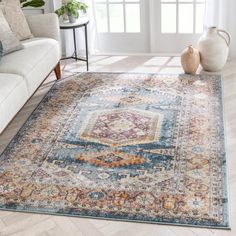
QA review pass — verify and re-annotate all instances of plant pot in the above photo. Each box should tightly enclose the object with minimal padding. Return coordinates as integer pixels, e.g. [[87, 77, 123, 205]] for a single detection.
[[68, 15, 77, 23], [62, 14, 69, 21]]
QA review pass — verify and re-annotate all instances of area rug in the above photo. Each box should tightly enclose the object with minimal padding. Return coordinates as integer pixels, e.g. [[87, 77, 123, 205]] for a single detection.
[[0, 73, 229, 228]]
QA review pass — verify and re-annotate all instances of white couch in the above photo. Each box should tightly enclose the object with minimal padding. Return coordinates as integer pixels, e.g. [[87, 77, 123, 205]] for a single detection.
[[0, 13, 61, 134]]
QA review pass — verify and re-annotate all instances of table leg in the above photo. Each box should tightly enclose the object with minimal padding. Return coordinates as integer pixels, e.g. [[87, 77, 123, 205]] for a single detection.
[[85, 24, 89, 71], [73, 28, 78, 61]]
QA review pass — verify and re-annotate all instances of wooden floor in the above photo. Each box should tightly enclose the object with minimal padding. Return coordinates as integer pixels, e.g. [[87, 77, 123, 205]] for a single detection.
[[0, 56, 235, 236]]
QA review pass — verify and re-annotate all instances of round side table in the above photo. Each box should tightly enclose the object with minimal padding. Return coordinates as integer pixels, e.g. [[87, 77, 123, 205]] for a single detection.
[[60, 19, 89, 71]]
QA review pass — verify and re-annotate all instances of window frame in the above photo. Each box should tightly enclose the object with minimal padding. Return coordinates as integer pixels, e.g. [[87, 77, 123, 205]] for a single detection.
[[94, 0, 141, 33], [160, 0, 206, 34]]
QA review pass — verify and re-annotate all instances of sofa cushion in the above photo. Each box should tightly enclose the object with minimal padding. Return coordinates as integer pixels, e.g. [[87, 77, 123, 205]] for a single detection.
[[0, 73, 28, 133], [0, 8, 23, 55], [0, 0, 21, 7], [0, 37, 60, 95], [0, 1, 33, 40], [0, 73, 26, 104]]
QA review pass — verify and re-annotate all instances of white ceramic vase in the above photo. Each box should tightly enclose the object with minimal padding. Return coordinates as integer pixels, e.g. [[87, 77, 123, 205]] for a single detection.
[[197, 27, 231, 72]]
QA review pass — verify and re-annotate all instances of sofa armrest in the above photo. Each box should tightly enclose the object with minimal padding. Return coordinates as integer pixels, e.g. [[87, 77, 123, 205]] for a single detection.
[[26, 13, 60, 43]]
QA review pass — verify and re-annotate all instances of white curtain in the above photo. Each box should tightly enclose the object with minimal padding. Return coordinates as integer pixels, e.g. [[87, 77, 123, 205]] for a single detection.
[[52, 0, 98, 57], [204, 0, 236, 59], [75, 0, 98, 55]]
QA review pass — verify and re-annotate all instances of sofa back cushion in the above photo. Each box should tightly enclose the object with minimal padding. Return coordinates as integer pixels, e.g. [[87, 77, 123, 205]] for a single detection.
[[0, 9, 23, 55], [0, 0, 33, 41]]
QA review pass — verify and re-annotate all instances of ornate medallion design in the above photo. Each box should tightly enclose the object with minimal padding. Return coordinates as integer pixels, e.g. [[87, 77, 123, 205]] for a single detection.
[[79, 109, 162, 147]]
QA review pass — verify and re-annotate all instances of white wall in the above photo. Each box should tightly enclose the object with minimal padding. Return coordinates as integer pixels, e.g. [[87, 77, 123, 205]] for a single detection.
[[51, 0, 69, 57], [228, 0, 236, 58], [46, 0, 236, 57], [51, 0, 61, 12]]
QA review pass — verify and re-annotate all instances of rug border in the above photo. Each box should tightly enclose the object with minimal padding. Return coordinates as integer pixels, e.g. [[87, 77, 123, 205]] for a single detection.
[[0, 72, 231, 230], [0, 207, 231, 230], [220, 74, 232, 230]]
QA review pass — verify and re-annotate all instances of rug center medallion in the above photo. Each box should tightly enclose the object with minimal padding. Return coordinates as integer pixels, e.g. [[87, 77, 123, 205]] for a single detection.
[[108, 118, 135, 133], [79, 108, 162, 147]]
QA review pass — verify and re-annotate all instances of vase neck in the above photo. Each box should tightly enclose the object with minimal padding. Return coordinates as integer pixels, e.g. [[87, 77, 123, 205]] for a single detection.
[[207, 27, 218, 36]]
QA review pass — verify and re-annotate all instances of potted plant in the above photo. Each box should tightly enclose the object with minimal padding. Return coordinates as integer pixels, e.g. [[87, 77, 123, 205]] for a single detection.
[[55, 0, 88, 23], [20, 0, 45, 8]]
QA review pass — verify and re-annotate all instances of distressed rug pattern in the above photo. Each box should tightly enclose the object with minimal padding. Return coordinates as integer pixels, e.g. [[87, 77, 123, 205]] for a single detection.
[[0, 73, 229, 228]]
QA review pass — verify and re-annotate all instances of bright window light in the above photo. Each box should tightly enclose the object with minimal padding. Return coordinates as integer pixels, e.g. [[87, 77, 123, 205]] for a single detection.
[[95, 0, 141, 33]]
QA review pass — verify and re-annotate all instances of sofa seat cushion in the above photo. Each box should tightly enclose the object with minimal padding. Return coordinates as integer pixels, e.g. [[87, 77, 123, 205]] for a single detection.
[[0, 73, 28, 133], [0, 38, 60, 95]]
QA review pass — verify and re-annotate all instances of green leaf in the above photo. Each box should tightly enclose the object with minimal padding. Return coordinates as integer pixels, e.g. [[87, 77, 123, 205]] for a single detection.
[[21, 0, 45, 8], [55, 0, 88, 19]]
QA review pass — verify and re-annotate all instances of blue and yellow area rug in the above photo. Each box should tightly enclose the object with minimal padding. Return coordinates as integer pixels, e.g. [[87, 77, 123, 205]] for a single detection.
[[0, 73, 229, 228]]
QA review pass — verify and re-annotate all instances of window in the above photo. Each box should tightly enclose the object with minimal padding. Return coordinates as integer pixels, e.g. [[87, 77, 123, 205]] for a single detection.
[[95, 0, 141, 33], [161, 0, 205, 34], [93, 0, 206, 53]]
